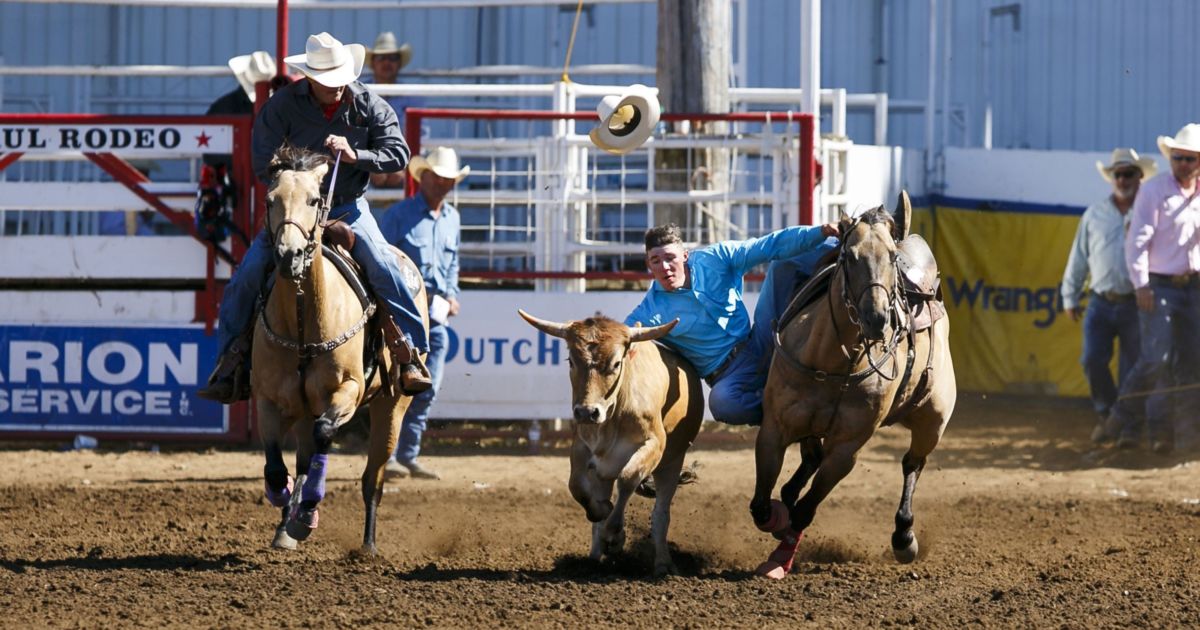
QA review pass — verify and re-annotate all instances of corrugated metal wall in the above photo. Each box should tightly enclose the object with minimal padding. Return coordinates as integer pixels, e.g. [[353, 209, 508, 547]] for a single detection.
[[1, 0, 1192, 153]]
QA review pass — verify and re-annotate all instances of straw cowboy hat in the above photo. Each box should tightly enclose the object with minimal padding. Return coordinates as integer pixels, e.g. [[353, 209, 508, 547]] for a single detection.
[[284, 32, 365, 88], [589, 84, 661, 155], [409, 146, 470, 182], [228, 51, 275, 102], [366, 31, 413, 69], [1157, 123, 1200, 159], [1095, 148, 1157, 183]]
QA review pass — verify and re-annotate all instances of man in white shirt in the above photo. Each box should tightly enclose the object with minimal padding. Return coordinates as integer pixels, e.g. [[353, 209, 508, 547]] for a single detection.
[[1062, 149, 1155, 445]]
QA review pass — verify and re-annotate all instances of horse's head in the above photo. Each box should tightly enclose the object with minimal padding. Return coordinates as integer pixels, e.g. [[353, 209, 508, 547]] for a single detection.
[[517, 310, 676, 425], [837, 192, 911, 341], [265, 144, 332, 280]]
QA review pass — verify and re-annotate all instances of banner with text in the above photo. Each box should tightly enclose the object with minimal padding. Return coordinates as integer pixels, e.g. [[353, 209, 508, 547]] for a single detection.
[[1, 125, 233, 156], [918, 203, 1089, 396], [0, 325, 226, 434]]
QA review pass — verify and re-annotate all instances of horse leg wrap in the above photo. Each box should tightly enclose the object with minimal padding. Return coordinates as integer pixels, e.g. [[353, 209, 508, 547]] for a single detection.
[[755, 528, 803, 579], [264, 474, 293, 508], [301, 453, 328, 505]]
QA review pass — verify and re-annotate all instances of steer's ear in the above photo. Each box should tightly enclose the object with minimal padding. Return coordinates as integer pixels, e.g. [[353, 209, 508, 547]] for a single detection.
[[628, 318, 678, 343], [517, 309, 570, 338]]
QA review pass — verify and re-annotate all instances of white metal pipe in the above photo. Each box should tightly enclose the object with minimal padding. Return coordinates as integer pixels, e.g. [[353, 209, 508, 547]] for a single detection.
[[925, 0, 938, 184], [0, 63, 654, 79], [5, 0, 652, 8]]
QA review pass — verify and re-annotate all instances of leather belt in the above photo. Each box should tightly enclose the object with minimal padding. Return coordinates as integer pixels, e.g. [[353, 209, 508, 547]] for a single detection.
[[704, 340, 747, 387], [1091, 290, 1135, 303], [1149, 272, 1200, 288]]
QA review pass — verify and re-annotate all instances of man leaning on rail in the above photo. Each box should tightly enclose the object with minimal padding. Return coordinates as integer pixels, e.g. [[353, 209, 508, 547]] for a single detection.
[[198, 32, 432, 404]]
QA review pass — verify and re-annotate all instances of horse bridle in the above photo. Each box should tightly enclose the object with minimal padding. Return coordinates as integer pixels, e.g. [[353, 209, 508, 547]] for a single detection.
[[264, 154, 341, 282]]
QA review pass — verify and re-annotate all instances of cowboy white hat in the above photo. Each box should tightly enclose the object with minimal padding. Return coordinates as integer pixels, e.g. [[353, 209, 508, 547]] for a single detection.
[[228, 51, 275, 102], [366, 31, 413, 70], [409, 146, 470, 182], [1157, 123, 1200, 159], [1095, 148, 1157, 183], [284, 32, 365, 88], [589, 84, 661, 155]]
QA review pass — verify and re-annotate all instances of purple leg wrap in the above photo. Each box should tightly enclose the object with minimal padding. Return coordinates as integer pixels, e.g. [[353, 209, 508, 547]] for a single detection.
[[264, 475, 293, 508], [302, 453, 328, 504]]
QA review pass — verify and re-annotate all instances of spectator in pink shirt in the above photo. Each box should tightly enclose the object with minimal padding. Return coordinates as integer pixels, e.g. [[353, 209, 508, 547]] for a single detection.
[[1098, 124, 1200, 454]]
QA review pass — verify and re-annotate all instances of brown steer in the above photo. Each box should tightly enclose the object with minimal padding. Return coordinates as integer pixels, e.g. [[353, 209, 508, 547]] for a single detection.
[[518, 310, 703, 576]]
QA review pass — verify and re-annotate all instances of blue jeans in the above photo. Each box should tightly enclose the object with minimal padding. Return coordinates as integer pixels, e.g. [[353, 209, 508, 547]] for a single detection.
[[1111, 281, 1200, 444], [216, 197, 428, 355], [1080, 294, 1140, 417], [394, 322, 448, 463], [708, 239, 838, 425]]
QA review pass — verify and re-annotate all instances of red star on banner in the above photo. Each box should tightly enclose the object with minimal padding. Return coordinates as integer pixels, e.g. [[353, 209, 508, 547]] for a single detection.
[[195, 131, 212, 147]]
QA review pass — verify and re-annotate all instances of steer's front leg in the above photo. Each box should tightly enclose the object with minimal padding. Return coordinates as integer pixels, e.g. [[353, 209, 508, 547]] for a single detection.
[[599, 437, 664, 557]]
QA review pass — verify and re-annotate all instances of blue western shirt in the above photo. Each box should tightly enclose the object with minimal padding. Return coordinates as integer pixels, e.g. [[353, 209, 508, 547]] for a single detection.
[[624, 225, 829, 377], [379, 194, 461, 299]]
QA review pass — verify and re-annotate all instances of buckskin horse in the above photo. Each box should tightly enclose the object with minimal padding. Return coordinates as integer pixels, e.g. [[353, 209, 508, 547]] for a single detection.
[[750, 192, 956, 579], [252, 144, 427, 553]]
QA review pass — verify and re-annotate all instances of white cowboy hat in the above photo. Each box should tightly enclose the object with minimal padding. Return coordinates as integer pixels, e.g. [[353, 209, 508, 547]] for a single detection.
[[284, 32, 365, 88], [1157, 123, 1200, 159], [1095, 148, 1157, 183], [365, 31, 413, 69], [589, 84, 661, 155], [409, 146, 470, 182], [228, 51, 275, 102]]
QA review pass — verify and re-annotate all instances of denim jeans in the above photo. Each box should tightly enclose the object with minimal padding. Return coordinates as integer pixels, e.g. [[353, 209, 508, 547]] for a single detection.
[[1080, 294, 1140, 417], [708, 239, 838, 426], [1111, 281, 1200, 444], [216, 197, 428, 355], [394, 323, 448, 463]]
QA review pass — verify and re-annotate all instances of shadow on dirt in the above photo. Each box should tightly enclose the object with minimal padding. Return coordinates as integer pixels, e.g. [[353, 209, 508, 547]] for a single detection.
[[0, 552, 256, 574]]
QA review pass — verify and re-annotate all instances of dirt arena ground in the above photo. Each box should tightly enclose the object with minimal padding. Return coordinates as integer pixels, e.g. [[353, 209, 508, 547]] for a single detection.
[[2, 393, 1199, 629]]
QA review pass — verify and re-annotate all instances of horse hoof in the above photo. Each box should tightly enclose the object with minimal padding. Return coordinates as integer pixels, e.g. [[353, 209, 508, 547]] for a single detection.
[[272, 526, 298, 550], [893, 537, 919, 564], [755, 560, 790, 579], [755, 499, 790, 536], [264, 475, 294, 508], [285, 507, 319, 541], [653, 561, 679, 579]]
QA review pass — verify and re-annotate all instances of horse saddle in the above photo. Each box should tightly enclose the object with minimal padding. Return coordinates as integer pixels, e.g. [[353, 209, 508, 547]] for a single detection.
[[895, 235, 945, 333], [318, 233, 384, 380]]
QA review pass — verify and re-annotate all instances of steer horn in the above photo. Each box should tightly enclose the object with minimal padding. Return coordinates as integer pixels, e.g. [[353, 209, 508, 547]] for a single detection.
[[517, 309, 571, 339], [627, 319, 679, 343]]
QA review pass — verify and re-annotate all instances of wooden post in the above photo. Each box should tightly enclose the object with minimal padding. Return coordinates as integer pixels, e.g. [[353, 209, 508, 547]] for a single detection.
[[656, 0, 732, 242]]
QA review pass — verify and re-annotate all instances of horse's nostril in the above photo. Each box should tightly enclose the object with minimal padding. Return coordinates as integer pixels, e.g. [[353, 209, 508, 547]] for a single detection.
[[573, 405, 600, 423]]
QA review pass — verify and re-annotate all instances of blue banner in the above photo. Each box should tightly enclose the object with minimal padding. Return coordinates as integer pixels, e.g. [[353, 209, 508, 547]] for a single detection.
[[0, 325, 226, 434]]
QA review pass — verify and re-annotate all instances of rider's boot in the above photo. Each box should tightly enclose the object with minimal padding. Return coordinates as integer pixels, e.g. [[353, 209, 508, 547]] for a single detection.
[[381, 318, 432, 396], [197, 329, 253, 404]]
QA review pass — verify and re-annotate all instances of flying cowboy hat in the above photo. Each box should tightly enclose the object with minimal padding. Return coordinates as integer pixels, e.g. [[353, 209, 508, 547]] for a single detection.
[[366, 31, 413, 69], [284, 32, 365, 88], [409, 146, 471, 183], [227, 51, 275, 102], [1095, 148, 1157, 183], [589, 84, 661, 155], [1157, 123, 1200, 160]]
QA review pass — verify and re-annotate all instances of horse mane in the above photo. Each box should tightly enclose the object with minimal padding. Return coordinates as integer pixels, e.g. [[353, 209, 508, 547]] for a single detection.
[[268, 143, 332, 181], [839, 205, 895, 241]]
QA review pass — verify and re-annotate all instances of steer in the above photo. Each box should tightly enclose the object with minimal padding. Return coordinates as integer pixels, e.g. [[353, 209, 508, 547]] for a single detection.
[[518, 310, 704, 576]]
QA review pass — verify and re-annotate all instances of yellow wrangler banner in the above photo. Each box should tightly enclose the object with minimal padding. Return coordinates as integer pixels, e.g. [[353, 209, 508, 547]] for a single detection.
[[912, 203, 1089, 396]]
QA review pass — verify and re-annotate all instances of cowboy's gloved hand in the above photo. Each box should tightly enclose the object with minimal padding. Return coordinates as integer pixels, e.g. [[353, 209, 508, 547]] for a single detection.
[[1068, 306, 1083, 322], [324, 135, 357, 163], [820, 223, 839, 237]]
